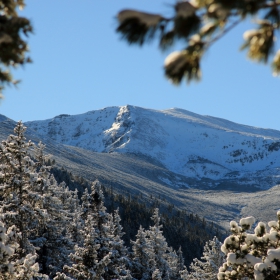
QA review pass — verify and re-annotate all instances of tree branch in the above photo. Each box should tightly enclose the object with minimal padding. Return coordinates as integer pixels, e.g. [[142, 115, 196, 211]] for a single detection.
[[206, 18, 243, 48]]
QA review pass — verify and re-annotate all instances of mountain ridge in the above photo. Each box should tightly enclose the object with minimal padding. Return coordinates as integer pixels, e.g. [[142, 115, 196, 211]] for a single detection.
[[25, 105, 280, 188]]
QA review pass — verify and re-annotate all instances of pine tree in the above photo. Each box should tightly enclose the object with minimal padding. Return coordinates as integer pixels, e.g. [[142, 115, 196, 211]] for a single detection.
[[29, 138, 75, 277], [0, 215, 44, 279], [80, 187, 92, 221], [37, 179, 75, 277], [107, 208, 132, 279], [146, 208, 178, 280], [218, 211, 280, 280], [131, 225, 152, 280], [62, 214, 110, 280], [0, 121, 45, 257], [168, 247, 185, 280], [189, 236, 224, 280], [177, 247, 186, 273], [0, 122, 75, 277], [91, 182, 132, 279], [67, 188, 83, 246]]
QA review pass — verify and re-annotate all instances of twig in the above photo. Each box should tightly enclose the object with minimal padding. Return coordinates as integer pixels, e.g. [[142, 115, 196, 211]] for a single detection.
[[206, 18, 243, 48]]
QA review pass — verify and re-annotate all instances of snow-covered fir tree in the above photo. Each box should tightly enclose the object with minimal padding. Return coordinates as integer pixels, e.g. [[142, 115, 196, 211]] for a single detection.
[[149, 209, 169, 279], [89, 181, 131, 279], [177, 247, 186, 274], [131, 225, 152, 280], [0, 121, 43, 257], [168, 246, 186, 279], [30, 135, 79, 277], [218, 211, 280, 280], [188, 236, 224, 280], [61, 214, 110, 280], [149, 208, 180, 279], [0, 214, 44, 279], [67, 188, 84, 246], [31, 141, 76, 277], [0, 122, 78, 278], [107, 208, 132, 279], [131, 208, 195, 280], [36, 180, 76, 277], [82, 181, 113, 278]]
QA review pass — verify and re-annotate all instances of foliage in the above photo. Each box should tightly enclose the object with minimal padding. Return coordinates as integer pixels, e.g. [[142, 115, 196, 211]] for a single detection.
[[116, 0, 280, 84], [52, 166, 223, 267], [0, 123, 51, 279], [59, 182, 132, 280], [0, 0, 32, 98], [0, 216, 43, 279], [62, 215, 110, 280], [0, 121, 43, 256], [131, 225, 152, 279], [188, 236, 225, 279], [0, 122, 79, 278], [103, 187, 222, 266], [218, 211, 280, 280]]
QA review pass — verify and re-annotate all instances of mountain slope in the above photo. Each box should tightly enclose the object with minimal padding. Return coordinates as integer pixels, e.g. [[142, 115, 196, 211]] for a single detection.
[[26, 105, 280, 188]]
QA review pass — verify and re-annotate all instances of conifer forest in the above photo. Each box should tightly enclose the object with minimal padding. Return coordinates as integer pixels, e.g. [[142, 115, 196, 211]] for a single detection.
[[1, 121, 280, 280]]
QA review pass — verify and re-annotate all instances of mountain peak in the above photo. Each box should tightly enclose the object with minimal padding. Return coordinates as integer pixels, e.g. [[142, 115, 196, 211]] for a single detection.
[[24, 105, 280, 188]]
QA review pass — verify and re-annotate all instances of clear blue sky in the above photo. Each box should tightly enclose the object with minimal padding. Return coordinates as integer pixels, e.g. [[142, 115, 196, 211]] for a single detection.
[[1, 0, 280, 130]]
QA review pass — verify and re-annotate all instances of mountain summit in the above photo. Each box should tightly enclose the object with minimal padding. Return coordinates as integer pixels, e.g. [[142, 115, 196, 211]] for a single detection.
[[26, 105, 280, 188]]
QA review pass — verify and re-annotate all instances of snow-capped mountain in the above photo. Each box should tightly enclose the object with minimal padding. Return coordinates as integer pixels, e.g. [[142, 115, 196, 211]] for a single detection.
[[2, 107, 280, 228], [25, 105, 280, 189]]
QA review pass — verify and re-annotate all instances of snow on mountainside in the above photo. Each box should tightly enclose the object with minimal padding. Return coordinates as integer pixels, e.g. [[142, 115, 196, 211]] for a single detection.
[[25, 105, 280, 188]]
